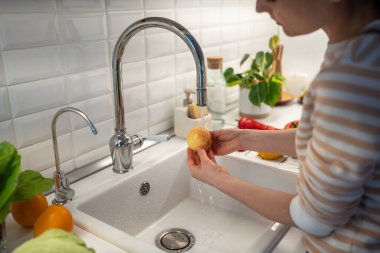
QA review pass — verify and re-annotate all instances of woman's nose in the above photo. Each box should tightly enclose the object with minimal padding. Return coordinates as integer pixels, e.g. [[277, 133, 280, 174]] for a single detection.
[[256, 0, 271, 14]]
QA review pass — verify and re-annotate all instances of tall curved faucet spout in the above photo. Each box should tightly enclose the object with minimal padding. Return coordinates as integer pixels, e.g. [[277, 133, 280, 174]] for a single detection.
[[110, 17, 207, 174]]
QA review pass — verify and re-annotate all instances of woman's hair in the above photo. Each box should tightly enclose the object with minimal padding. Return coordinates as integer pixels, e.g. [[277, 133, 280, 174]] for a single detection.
[[347, 0, 380, 19]]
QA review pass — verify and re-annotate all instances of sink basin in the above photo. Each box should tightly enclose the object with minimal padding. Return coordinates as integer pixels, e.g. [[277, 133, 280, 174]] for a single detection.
[[68, 138, 298, 253]]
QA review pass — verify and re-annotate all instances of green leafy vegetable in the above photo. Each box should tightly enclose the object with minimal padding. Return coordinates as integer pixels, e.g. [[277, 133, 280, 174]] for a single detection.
[[13, 170, 53, 203], [0, 141, 21, 223]]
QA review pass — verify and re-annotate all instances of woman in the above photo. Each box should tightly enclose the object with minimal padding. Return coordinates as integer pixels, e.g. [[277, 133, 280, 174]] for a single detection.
[[187, 0, 380, 252]]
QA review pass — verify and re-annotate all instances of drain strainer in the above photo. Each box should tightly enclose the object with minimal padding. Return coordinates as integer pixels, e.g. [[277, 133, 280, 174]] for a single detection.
[[155, 228, 195, 252]]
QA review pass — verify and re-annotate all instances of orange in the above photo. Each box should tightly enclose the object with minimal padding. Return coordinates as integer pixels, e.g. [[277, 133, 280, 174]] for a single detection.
[[11, 194, 48, 228], [257, 152, 283, 160], [187, 127, 212, 151], [33, 205, 74, 237]]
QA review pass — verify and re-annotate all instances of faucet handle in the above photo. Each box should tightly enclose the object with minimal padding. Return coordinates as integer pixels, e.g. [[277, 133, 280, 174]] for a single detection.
[[143, 134, 171, 142]]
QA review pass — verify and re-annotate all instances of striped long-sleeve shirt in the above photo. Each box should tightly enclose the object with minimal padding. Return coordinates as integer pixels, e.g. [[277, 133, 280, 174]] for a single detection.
[[290, 20, 380, 252]]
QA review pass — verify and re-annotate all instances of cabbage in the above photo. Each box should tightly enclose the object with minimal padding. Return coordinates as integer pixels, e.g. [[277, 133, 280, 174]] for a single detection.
[[13, 229, 95, 253]]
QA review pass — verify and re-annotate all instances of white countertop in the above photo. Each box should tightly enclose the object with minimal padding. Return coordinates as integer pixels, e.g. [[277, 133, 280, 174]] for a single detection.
[[6, 101, 304, 253]]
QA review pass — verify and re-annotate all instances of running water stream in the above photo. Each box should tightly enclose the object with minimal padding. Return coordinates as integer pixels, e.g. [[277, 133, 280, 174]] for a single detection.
[[197, 106, 220, 244]]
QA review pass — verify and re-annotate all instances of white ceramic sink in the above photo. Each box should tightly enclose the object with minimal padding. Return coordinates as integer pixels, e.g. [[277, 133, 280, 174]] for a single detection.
[[68, 138, 298, 253]]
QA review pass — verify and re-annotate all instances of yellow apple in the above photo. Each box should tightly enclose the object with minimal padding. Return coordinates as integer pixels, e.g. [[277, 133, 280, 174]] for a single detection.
[[187, 127, 212, 151]]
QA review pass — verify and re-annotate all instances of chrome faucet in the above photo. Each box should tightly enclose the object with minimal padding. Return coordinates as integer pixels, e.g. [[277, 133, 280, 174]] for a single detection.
[[110, 17, 207, 174], [51, 107, 97, 205]]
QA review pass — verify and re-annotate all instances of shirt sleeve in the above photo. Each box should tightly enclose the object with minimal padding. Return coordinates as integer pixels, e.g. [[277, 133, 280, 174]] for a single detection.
[[290, 195, 335, 236], [290, 66, 379, 237]]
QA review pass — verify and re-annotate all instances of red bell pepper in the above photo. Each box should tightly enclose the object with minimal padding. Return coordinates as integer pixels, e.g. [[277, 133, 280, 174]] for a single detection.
[[238, 116, 279, 130]]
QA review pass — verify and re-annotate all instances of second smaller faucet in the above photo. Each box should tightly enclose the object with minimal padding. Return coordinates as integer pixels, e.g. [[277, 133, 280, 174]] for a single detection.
[[51, 107, 97, 205]]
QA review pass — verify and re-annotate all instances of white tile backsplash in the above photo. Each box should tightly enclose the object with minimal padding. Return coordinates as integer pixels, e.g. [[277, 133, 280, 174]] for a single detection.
[[3, 46, 62, 85], [13, 106, 71, 148], [175, 72, 196, 96], [0, 53, 5, 86], [57, 0, 105, 12], [222, 7, 239, 25], [147, 77, 175, 105], [221, 43, 238, 62], [42, 159, 75, 178], [59, 13, 107, 43], [222, 25, 238, 44], [175, 52, 196, 75], [8, 77, 66, 117], [0, 87, 11, 121], [201, 0, 221, 7], [69, 94, 113, 130], [0, 0, 327, 174], [145, 33, 175, 58], [66, 67, 112, 103], [148, 98, 174, 125], [106, 11, 144, 39], [175, 9, 200, 30], [146, 55, 175, 82], [105, 0, 143, 11], [0, 120, 15, 144], [124, 84, 148, 113], [125, 107, 148, 134], [62, 40, 109, 73], [200, 27, 221, 47], [108, 35, 145, 63], [0, 13, 59, 50], [175, 0, 200, 8], [74, 145, 109, 168], [0, 0, 57, 13], [200, 8, 221, 28], [144, 0, 174, 10], [72, 119, 113, 156], [149, 118, 172, 135], [18, 133, 73, 172], [123, 61, 146, 88]]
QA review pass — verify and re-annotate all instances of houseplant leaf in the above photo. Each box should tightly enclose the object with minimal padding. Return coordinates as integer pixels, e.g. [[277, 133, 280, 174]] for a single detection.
[[255, 52, 265, 71], [264, 52, 273, 69], [269, 35, 280, 51], [240, 54, 250, 66], [223, 67, 234, 79], [249, 82, 267, 106], [265, 75, 283, 106]]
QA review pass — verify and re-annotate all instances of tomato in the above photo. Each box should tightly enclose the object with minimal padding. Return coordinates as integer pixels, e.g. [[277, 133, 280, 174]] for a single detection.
[[284, 120, 300, 129], [11, 194, 48, 228], [33, 205, 73, 237]]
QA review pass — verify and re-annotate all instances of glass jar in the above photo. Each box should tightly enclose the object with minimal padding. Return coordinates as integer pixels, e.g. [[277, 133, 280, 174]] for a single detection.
[[206, 56, 226, 121]]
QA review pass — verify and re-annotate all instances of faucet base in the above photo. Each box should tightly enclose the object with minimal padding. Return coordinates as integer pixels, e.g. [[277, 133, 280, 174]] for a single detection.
[[112, 166, 133, 174]]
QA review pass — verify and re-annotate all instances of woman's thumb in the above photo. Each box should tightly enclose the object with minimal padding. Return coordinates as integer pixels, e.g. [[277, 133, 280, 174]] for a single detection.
[[196, 148, 209, 161]]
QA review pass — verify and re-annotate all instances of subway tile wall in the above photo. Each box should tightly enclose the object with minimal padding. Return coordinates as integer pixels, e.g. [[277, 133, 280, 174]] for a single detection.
[[0, 0, 327, 177]]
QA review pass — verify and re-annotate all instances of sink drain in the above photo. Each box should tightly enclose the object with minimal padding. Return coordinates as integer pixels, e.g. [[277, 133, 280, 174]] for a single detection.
[[155, 228, 195, 252]]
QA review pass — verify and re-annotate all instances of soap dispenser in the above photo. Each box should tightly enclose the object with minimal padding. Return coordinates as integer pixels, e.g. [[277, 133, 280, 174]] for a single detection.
[[174, 89, 212, 139]]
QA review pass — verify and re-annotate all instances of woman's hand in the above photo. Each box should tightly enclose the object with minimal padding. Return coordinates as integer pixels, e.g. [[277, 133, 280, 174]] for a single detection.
[[186, 148, 230, 186], [210, 128, 243, 156]]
